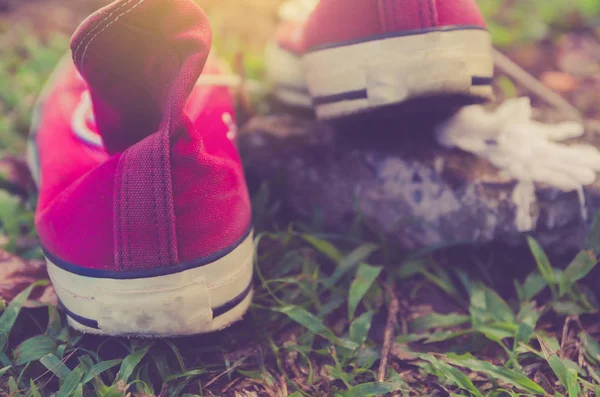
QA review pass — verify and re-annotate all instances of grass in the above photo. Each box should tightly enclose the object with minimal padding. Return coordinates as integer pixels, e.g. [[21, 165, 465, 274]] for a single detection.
[[0, 25, 68, 154], [0, 0, 600, 396], [0, 210, 599, 396], [478, 0, 600, 47]]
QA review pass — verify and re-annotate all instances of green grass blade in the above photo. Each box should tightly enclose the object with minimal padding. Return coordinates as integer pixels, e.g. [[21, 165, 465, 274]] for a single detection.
[[56, 363, 85, 397], [409, 313, 470, 332], [13, 335, 57, 366], [560, 251, 598, 296], [29, 379, 41, 397], [165, 340, 187, 372], [117, 344, 151, 383], [72, 384, 83, 397], [302, 235, 343, 263], [164, 369, 206, 382], [513, 302, 539, 356], [349, 310, 374, 347], [325, 243, 379, 287], [276, 305, 358, 350], [521, 272, 547, 302], [341, 382, 405, 397], [527, 237, 557, 297], [424, 356, 484, 397], [348, 264, 382, 320], [81, 359, 123, 385], [470, 282, 515, 326], [580, 332, 600, 364], [39, 353, 71, 380], [566, 370, 580, 397], [0, 281, 46, 350], [445, 354, 545, 394], [0, 365, 11, 377], [538, 335, 580, 396], [8, 376, 19, 396]]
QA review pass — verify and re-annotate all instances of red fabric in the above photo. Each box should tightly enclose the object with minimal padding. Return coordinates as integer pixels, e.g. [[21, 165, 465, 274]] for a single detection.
[[37, 156, 118, 270], [436, 0, 486, 28], [304, 0, 382, 50], [70, 0, 212, 155], [34, 61, 109, 212], [303, 0, 486, 50], [34, 0, 251, 271], [379, 0, 437, 31], [174, 86, 251, 263]]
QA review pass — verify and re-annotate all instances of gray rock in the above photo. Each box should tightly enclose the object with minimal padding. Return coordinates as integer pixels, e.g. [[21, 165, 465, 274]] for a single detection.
[[239, 111, 599, 256]]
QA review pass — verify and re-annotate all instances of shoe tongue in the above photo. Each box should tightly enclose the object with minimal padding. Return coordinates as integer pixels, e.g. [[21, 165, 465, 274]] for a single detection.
[[70, 0, 212, 154]]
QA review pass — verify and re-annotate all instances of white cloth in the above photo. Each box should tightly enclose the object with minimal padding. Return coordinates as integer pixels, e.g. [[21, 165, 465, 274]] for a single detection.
[[436, 97, 599, 231]]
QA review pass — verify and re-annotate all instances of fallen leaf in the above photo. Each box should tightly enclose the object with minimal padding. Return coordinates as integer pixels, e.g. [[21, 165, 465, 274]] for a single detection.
[[0, 250, 57, 308], [541, 71, 578, 93]]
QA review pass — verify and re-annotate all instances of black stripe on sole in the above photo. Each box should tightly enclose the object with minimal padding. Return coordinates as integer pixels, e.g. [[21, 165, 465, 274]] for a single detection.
[[311, 76, 493, 106], [312, 89, 368, 106], [60, 302, 100, 329], [471, 76, 494, 86], [63, 282, 254, 332], [213, 282, 253, 318]]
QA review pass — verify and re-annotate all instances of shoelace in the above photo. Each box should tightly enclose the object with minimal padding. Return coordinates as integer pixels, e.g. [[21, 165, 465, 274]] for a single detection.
[[436, 97, 598, 231]]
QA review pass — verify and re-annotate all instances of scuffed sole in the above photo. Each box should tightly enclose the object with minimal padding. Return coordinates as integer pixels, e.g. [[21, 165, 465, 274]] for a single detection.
[[302, 26, 495, 120], [64, 289, 254, 338], [46, 230, 255, 337]]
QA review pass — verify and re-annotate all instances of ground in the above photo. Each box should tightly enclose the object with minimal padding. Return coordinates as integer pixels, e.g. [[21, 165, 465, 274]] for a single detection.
[[0, 0, 600, 396]]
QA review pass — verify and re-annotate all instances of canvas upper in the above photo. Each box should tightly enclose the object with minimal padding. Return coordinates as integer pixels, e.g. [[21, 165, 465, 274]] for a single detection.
[[30, 0, 251, 274]]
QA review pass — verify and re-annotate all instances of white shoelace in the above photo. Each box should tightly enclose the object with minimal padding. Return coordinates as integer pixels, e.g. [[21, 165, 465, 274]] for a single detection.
[[436, 97, 599, 231]]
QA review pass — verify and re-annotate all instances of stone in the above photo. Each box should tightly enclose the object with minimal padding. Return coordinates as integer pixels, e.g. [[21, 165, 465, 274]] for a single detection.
[[239, 107, 600, 256]]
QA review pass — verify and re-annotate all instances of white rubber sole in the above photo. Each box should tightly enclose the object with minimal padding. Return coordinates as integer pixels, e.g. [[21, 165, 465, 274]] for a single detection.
[[264, 41, 312, 108], [302, 27, 494, 120], [46, 231, 255, 337]]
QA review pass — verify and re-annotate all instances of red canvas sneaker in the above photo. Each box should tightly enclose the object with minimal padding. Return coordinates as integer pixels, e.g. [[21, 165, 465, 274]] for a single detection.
[[28, 0, 253, 337], [266, 0, 494, 119]]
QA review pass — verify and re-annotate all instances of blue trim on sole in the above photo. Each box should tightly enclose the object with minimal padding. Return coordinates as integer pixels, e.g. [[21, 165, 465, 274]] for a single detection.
[[43, 224, 253, 280], [213, 282, 253, 318], [60, 301, 100, 329]]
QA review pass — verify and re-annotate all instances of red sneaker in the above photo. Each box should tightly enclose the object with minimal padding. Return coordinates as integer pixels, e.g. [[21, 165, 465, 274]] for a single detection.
[[28, 0, 253, 337], [267, 0, 494, 119]]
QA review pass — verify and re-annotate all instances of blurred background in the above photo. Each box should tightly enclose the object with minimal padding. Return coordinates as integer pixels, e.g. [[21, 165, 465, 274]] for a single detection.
[[0, 0, 599, 155]]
